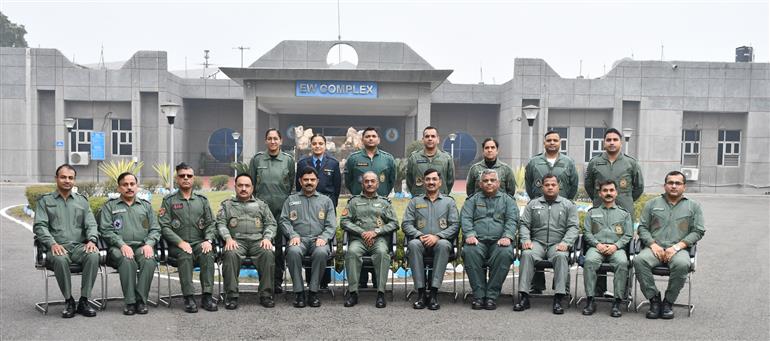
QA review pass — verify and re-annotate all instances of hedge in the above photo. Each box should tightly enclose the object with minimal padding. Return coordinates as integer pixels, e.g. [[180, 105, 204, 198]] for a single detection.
[[25, 185, 56, 211]]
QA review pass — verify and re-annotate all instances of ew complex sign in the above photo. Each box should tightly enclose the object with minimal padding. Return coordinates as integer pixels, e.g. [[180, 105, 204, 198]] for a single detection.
[[296, 80, 377, 99]]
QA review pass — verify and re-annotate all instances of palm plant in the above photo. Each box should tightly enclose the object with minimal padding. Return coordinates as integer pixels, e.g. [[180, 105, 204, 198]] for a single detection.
[[153, 162, 172, 189], [99, 159, 144, 192]]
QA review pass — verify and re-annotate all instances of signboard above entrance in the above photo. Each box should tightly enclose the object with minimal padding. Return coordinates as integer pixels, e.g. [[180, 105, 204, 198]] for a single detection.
[[296, 80, 377, 99]]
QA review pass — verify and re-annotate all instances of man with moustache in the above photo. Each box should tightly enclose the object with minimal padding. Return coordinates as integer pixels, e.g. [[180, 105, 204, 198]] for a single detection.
[[406, 126, 455, 196]]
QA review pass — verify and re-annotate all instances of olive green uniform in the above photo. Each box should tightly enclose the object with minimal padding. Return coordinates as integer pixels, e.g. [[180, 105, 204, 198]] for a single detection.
[[518, 196, 578, 295], [340, 195, 399, 292], [634, 195, 705, 303], [405, 149, 455, 195], [217, 197, 277, 299], [99, 198, 161, 305], [460, 192, 518, 300], [585, 152, 644, 220], [249, 150, 295, 287], [582, 204, 633, 299], [158, 191, 216, 297], [525, 152, 579, 200], [279, 192, 337, 293], [33, 191, 100, 300], [401, 194, 460, 289], [344, 148, 396, 196], [465, 159, 517, 198]]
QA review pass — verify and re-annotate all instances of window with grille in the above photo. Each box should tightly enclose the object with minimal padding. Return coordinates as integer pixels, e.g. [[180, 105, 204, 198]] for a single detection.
[[584, 127, 606, 162], [111, 119, 133, 156], [717, 130, 740, 167], [547, 126, 569, 155], [69, 119, 93, 153], [681, 129, 700, 167]]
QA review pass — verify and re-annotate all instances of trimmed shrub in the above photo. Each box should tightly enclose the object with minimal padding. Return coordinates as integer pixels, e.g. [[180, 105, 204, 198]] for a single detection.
[[75, 182, 99, 198], [210, 175, 229, 191], [89, 196, 109, 220], [25, 185, 56, 211], [193, 177, 203, 191], [143, 179, 160, 192]]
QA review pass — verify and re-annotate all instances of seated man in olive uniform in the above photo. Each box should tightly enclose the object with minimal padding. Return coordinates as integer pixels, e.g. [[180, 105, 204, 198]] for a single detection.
[[340, 171, 399, 308], [217, 174, 277, 310], [33, 164, 100, 318], [99, 172, 161, 315]]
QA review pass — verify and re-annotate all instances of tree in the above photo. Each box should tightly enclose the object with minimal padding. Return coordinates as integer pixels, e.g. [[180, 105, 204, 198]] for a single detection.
[[1, 11, 28, 48]]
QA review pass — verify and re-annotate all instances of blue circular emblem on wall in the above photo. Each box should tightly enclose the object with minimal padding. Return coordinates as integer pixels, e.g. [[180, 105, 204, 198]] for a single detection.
[[208, 128, 243, 163], [384, 128, 399, 142], [442, 132, 477, 167]]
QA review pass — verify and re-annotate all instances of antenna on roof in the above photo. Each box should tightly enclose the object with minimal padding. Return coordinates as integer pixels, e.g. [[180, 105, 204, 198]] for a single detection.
[[233, 46, 250, 68], [337, 0, 342, 40], [661, 43, 664, 61], [199, 50, 217, 79], [479, 63, 484, 84], [99, 44, 105, 70], [578, 60, 583, 79]]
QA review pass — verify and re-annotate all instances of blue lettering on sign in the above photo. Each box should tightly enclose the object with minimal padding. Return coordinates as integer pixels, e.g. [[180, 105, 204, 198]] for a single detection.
[[91, 132, 105, 160], [296, 80, 377, 98], [55, 140, 65, 148]]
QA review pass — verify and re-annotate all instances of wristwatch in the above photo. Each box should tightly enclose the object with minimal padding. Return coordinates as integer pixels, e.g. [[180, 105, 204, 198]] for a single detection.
[[374, 228, 381, 234], [672, 244, 681, 252]]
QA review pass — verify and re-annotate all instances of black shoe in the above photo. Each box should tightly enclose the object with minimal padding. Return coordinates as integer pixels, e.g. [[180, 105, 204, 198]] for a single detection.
[[610, 298, 622, 317], [76, 297, 97, 317], [375, 292, 386, 308], [201, 294, 218, 312], [471, 297, 484, 310], [413, 289, 426, 309], [344, 292, 358, 307], [135, 300, 148, 314], [513, 293, 530, 311], [123, 304, 136, 316], [582, 296, 596, 316], [484, 298, 497, 310], [273, 286, 283, 294], [62, 297, 76, 318], [427, 289, 440, 310], [293, 292, 306, 308], [661, 299, 675, 319], [260, 296, 275, 308], [183, 295, 198, 313], [225, 297, 238, 310], [320, 283, 329, 290], [646, 293, 661, 319], [552, 295, 564, 315], [308, 292, 321, 308]]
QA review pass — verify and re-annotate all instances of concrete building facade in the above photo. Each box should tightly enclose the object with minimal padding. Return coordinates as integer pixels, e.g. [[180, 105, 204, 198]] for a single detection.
[[1, 40, 768, 191]]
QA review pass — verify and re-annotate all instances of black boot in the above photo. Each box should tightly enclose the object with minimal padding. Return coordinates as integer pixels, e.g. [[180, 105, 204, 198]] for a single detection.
[[123, 303, 136, 316], [610, 298, 622, 317], [375, 292, 386, 308], [135, 300, 148, 314], [582, 296, 596, 315], [308, 291, 321, 308], [344, 292, 358, 307], [513, 293, 530, 311], [76, 297, 96, 317], [471, 297, 484, 310], [225, 297, 238, 310], [293, 291, 306, 308], [427, 288, 440, 310], [484, 298, 497, 310], [646, 293, 661, 319], [62, 297, 76, 318], [661, 299, 675, 319], [259, 296, 275, 308], [183, 295, 198, 313], [552, 294, 564, 315], [201, 293, 218, 312], [413, 288, 426, 309]]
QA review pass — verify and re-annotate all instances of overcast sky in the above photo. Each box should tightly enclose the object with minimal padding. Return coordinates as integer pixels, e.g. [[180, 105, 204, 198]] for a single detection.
[[3, 0, 768, 83]]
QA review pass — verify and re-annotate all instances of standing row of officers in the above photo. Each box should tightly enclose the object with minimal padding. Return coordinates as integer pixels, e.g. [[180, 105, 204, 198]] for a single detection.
[[34, 126, 704, 320]]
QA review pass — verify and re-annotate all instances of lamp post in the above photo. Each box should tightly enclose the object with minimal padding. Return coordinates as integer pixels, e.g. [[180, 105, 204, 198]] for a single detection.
[[161, 101, 180, 190], [622, 128, 634, 155], [232, 131, 241, 178], [63, 117, 76, 164], [448, 133, 457, 176], [522, 105, 540, 157]]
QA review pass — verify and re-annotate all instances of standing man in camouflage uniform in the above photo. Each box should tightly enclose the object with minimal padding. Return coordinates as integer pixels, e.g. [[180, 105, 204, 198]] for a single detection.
[[249, 128, 295, 293], [280, 167, 337, 308], [634, 171, 705, 319], [33, 164, 99, 318], [340, 171, 399, 308], [514, 175, 578, 315], [585, 128, 644, 297], [158, 163, 217, 313], [581, 180, 633, 317], [99, 172, 160, 315], [402, 168, 459, 310], [217, 174, 277, 310], [525, 130, 579, 294], [466, 138, 517, 197], [461, 169, 518, 310], [406, 126, 455, 196]]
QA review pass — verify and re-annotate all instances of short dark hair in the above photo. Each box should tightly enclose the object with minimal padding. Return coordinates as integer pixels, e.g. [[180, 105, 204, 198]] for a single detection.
[[544, 130, 560, 139], [423, 168, 441, 179], [598, 180, 617, 191], [310, 133, 326, 143], [604, 128, 622, 139], [117, 172, 137, 185], [362, 127, 379, 136], [300, 167, 318, 178], [482, 137, 498, 148], [423, 126, 438, 135], [265, 128, 282, 139], [542, 174, 558, 184], [175, 162, 193, 172], [664, 170, 687, 183], [55, 164, 77, 177], [235, 173, 253, 184]]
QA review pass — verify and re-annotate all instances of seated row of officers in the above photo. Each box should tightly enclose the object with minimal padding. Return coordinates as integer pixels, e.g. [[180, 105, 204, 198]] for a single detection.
[[33, 126, 704, 320]]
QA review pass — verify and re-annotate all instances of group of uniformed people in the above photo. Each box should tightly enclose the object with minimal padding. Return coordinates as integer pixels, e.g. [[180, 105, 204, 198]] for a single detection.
[[34, 126, 704, 319]]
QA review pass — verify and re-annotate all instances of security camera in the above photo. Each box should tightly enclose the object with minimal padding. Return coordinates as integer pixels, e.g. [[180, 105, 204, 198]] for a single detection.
[[672, 64, 678, 70]]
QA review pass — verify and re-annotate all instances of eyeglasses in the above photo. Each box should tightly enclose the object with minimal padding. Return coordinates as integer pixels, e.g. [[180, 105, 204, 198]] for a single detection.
[[666, 181, 684, 186], [178, 174, 194, 179]]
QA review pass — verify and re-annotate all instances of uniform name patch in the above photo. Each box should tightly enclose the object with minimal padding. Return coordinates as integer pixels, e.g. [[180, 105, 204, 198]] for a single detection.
[[172, 203, 184, 210], [112, 208, 127, 214], [289, 201, 302, 206], [416, 159, 428, 163], [356, 162, 369, 167], [416, 204, 428, 209]]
